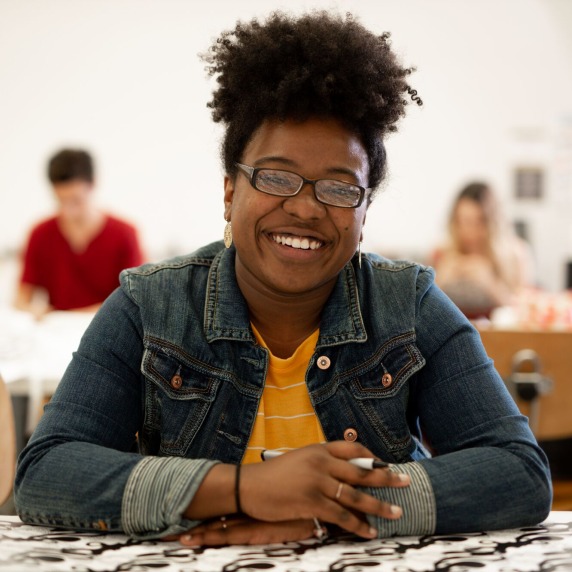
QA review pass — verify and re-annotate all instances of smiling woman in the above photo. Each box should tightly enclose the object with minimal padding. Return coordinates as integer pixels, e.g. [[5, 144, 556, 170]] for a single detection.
[[225, 117, 370, 344], [15, 10, 551, 547]]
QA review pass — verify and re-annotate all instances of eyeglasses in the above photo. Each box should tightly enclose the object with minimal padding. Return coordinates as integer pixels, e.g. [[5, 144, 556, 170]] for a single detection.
[[235, 163, 369, 208]]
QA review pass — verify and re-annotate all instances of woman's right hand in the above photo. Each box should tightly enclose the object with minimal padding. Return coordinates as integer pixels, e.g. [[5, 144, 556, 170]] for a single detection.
[[239, 441, 409, 539]]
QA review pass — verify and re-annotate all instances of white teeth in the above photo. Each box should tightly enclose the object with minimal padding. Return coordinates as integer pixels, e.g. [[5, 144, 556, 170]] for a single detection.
[[272, 234, 322, 250]]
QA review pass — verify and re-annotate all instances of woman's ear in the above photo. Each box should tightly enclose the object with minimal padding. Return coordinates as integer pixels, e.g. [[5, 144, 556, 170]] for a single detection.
[[224, 175, 234, 221]]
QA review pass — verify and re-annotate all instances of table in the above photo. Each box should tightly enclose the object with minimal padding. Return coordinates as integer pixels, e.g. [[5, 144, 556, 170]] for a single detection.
[[0, 307, 94, 434], [1, 513, 571, 571]]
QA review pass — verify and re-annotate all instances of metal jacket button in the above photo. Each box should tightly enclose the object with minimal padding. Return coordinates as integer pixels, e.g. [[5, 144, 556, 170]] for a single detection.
[[317, 356, 331, 370], [170, 374, 183, 389], [343, 428, 358, 442], [381, 373, 393, 387]]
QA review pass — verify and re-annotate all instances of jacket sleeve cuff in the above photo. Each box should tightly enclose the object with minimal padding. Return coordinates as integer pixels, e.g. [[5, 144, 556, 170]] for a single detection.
[[364, 462, 436, 537], [121, 456, 220, 539]]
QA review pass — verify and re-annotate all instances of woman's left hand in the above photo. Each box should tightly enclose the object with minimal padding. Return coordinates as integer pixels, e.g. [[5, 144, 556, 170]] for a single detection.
[[166, 516, 318, 546]]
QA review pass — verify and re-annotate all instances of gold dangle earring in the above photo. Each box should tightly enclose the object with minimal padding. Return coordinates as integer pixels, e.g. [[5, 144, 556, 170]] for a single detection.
[[224, 219, 233, 249], [358, 241, 362, 269]]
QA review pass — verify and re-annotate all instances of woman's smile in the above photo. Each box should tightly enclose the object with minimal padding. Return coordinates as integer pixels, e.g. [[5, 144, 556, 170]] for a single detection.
[[270, 233, 323, 251]]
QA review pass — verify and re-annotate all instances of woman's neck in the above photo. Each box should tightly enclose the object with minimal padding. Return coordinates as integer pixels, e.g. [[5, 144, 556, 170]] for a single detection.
[[237, 274, 333, 359]]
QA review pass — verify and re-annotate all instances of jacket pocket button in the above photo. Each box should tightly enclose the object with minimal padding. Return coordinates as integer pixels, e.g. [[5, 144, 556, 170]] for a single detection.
[[381, 373, 393, 387], [343, 428, 358, 442], [170, 374, 183, 389], [317, 355, 331, 370]]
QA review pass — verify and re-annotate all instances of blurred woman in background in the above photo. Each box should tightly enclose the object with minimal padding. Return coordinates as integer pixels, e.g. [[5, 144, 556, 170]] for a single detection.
[[431, 182, 535, 319]]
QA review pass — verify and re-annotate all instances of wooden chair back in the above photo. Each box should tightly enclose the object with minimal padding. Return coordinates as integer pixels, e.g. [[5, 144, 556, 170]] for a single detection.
[[479, 328, 572, 510], [0, 373, 16, 505], [478, 329, 572, 440]]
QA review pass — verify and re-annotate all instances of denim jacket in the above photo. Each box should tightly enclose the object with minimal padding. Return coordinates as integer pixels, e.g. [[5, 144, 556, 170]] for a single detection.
[[15, 241, 551, 538]]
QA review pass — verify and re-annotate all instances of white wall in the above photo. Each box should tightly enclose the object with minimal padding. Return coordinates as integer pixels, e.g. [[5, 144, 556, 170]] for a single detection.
[[1, 0, 571, 295]]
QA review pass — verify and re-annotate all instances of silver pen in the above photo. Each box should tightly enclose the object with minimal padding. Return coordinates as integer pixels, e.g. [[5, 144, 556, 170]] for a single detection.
[[260, 449, 390, 469]]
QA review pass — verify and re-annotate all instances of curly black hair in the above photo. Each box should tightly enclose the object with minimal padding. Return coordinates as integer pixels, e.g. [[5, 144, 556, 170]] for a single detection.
[[202, 10, 421, 196]]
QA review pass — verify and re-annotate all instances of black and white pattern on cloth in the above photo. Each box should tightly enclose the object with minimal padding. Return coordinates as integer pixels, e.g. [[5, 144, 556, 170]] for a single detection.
[[1, 515, 572, 572]]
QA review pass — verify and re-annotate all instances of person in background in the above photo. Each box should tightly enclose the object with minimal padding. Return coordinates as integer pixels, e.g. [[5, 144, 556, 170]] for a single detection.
[[14, 149, 144, 317], [15, 11, 550, 546], [430, 182, 535, 319]]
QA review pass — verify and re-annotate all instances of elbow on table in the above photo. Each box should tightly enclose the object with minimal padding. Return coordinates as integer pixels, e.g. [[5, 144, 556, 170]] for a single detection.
[[528, 470, 553, 523], [431, 445, 553, 534], [505, 454, 552, 529], [12, 441, 56, 522], [13, 455, 38, 520], [529, 442, 553, 516]]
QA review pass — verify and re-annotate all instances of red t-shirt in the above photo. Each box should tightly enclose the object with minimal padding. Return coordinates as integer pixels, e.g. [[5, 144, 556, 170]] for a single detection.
[[20, 214, 144, 310]]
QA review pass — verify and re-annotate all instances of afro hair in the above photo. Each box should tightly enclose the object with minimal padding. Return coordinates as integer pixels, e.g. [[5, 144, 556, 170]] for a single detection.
[[203, 10, 421, 194]]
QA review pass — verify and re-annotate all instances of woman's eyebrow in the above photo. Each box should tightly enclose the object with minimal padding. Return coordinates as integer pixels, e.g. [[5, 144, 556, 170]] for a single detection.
[[251, 156, 295, 167], [252, 156, 360, 180]]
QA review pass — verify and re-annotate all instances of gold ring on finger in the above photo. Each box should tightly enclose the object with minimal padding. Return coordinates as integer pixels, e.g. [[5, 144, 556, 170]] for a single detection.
[[335, 482, 344, 500]]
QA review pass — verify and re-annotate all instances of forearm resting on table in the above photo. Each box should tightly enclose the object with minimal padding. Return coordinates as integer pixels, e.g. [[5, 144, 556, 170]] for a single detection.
[[188, 460, 436, 537], [121, 456, 219, 538], [13, 283, 39, 311], [184, 463, 238, 520], [13, 283, 52, 317]]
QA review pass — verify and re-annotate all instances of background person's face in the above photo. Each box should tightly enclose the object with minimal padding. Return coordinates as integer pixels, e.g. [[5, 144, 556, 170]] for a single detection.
[[53, 180, 94, 221], [454, 198, 489, 253], [224, 117, 370, 297]]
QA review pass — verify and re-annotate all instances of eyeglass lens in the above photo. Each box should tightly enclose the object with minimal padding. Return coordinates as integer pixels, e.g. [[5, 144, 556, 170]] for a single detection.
[[255, 169, 362, 207]]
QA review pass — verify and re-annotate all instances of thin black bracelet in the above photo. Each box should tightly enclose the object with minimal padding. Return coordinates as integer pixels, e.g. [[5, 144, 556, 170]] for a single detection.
[[235, 463, 243, 514]]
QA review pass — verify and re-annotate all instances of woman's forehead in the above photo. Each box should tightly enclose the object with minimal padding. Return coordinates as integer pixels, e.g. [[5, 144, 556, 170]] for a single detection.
[[242, 118, 369, 177]]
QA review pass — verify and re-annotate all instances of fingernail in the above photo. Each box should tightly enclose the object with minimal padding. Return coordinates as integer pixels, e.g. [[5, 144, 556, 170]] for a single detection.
[[181, 534, 200, 546], [390, 504, 402, 517], [368, 527, 378, 538], [397, 473, 410, 483]]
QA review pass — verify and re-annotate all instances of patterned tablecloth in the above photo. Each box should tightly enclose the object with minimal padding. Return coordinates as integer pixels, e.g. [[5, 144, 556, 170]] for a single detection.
[[1, 512, 571, 571]]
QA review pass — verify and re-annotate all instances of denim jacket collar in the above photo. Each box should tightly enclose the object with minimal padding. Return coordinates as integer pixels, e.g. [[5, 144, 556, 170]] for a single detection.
[[204, 247, 367, 347]]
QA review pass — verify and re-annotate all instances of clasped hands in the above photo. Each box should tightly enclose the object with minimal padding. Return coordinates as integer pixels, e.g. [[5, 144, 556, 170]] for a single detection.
[[170, 441, 410, 546]]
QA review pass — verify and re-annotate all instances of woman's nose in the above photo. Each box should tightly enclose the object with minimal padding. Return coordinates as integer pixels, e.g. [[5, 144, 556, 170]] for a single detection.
[[282, 183, 326, 220]]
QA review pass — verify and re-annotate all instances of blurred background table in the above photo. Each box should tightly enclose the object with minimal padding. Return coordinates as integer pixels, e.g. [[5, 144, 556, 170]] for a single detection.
[[0, 307, 94, 442]]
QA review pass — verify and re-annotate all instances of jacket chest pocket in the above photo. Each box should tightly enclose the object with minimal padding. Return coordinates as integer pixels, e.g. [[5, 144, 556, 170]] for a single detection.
[[141, 341, 222, 456], [345, 336, 425, 457]]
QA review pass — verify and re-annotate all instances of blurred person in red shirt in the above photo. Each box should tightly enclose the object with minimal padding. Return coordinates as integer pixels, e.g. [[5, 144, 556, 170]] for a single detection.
[[15, 148, 144, 317]]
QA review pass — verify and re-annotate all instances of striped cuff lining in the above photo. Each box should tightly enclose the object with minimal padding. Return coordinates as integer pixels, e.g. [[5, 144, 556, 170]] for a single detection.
[[365, 461, 436, 536], [122, 456, 219, 538]]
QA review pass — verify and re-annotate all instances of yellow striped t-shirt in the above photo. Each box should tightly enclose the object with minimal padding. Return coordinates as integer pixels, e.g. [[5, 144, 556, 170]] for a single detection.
[[242, 324, 326, 464]]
